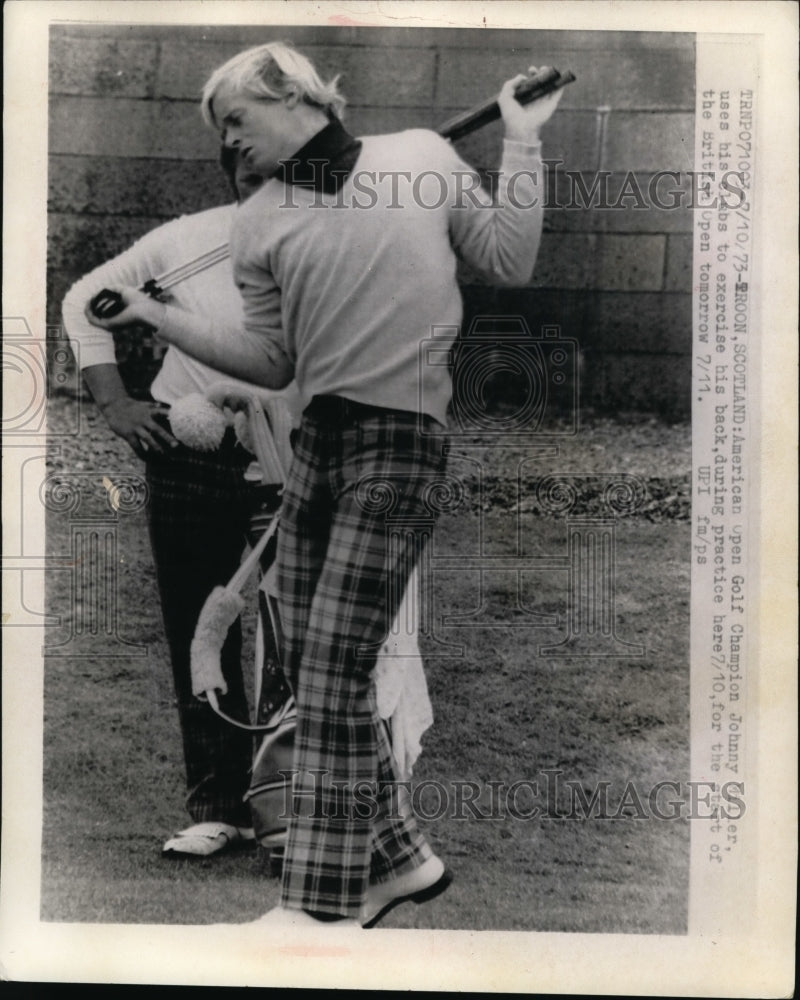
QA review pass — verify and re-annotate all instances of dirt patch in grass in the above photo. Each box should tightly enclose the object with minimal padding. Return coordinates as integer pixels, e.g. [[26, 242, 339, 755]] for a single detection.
[[41, 392, 690, 931]]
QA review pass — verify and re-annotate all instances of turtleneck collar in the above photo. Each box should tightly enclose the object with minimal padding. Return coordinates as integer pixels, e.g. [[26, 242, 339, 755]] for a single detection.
[[273, 116, 363, 194]]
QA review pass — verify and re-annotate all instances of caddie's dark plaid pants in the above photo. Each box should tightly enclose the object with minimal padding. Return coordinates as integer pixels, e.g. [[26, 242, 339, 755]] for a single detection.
[[276, 396, 447, 917], [146, 426, 288, 827]]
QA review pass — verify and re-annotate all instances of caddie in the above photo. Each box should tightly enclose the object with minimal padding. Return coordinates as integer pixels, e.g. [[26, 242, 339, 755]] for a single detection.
[[64, 150, 299, 859]]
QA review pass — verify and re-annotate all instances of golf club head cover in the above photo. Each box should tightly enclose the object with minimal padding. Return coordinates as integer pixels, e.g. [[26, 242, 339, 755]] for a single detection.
[[190, 585, 245, 698], [168, 393, 228, 451]]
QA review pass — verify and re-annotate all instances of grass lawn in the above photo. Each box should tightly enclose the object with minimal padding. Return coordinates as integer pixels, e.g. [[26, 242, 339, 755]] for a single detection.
[[41, 393, 690, 932]]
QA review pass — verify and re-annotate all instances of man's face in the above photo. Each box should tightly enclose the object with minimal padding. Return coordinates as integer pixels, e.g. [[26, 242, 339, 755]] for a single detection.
[[214, 83, 299, 177]]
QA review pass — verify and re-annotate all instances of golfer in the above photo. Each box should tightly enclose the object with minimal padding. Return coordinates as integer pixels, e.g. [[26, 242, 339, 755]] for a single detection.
[[87, 41, 563, 928], [63, 150, 299, 859]]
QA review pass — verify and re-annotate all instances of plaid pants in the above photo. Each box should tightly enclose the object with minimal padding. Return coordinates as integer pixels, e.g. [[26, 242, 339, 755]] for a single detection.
[[276, 397, 447, 917], [146, 427, 288, 826]]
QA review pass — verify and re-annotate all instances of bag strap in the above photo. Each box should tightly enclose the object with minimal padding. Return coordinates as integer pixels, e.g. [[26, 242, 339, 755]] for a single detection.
[[206, 689, 296, 734], [228, 508, 278, 595]]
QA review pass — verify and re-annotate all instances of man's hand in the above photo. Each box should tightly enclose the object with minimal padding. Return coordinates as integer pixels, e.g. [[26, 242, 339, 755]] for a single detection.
[[205, 380, 290, 414], [205, 382, 254, 415], [499, 65, 565, 145], [102, 396, 178, 459], [85, 286, 166, 331]]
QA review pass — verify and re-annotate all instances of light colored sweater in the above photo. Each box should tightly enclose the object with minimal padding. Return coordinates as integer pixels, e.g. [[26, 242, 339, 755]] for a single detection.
[[232, 129, 545, 426], [61, 204, 298, 413]]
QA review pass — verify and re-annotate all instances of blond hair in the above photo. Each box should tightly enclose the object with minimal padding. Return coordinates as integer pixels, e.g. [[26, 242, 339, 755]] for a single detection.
[[201, 42, 346, 128]]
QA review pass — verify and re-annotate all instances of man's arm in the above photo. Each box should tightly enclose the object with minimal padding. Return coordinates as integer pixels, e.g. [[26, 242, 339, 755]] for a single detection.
[[62, 225, 166, 370], [62, 227, 180, 458], [446, 69, 564, 287], [85, 289, 294, 390]]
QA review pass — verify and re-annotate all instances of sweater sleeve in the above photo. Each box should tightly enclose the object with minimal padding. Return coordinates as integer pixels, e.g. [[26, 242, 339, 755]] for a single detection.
[[238, 263, 290, 360], [153, 293, 293, 389], [444, 136, 545, 287], [61, 224, 172, 370], [231, 205, 295, 367]]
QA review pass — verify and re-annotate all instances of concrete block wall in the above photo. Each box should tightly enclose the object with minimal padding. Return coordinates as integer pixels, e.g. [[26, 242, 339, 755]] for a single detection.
[[49, 25, 695, 416]]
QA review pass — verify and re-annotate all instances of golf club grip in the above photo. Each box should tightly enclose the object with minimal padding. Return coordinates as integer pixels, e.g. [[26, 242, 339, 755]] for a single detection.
[[89, 288, 125, 319], [438, 68, 576, 142], [89, 278, 164, 320]]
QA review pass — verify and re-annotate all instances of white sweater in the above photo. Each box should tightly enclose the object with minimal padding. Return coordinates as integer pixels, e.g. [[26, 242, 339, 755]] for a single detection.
[[61, 204, 299, 415], [232, 129, 545, 426]]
